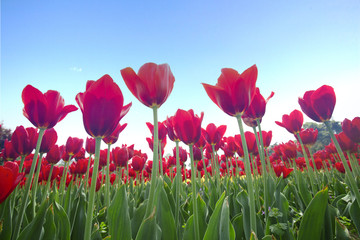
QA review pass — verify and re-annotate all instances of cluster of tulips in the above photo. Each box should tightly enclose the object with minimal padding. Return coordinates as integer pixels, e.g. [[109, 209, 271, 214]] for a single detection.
[[0, 63, 359, 240]]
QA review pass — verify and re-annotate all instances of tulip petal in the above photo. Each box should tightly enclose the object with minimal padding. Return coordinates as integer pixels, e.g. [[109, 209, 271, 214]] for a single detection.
[[311, 85, 336, 121]]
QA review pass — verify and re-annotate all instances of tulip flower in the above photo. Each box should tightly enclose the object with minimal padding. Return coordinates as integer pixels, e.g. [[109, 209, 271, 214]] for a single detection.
[[202, 65, 257, 117], [1, 140, 19, 161], [85, 137, 96, 155], [65, 137, 84, 158], [121, 62, 175, 108], [39, 128, 58, 154], [11, 126, 38, 157], [342, 117, 360, 143], [112, 146, 129, 168], [296, 128, 318, 146], [0, 161, 25, 204], [22, 85, 78, 129], [275, 110, 304, 135], [298, 85, 336, 122], [103, 123, 127, 145], [259, 131, 272, 148], [173, 109, 204, 145], [202, 123, 227, 147]]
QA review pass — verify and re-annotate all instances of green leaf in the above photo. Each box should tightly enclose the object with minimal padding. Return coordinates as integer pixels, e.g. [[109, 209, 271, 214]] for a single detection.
[[0, 197, 12, 240], [42, 205, 57, 240], [335, 217, 351, 240], [231, 214, 245, 240], [323, 204, 338, 240], [297, 174, 312, 207], [131, 200, 147, 239], [219, 197, 235, 240], [298, 187, 329, 240], [70, 191, 87, 240], [182, 215, 195, 240], [349, 200, 360, 234], [53, 201, 71, 240], [107, 184, 131, 240], [135, 207, 161, 240], [197, 195, 208, 239], [156, 185, 177, 240], [203, 192, 226, 240], [18, 199, 48, 240]]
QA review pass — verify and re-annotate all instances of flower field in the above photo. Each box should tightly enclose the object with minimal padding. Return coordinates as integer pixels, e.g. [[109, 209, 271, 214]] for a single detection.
[[0, 63, 359, 240]]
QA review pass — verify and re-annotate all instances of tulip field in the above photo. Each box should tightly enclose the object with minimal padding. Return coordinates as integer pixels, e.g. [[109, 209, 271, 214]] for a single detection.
[[1, 63, 360, 240]]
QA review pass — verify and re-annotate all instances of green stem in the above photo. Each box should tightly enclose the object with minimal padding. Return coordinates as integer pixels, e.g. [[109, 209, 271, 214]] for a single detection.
[[159, 140, 164, 177], [44, 164, 54, 199], [59, 156, 71, 202], [145, 106, 159, 217], [211, 145, 221, 194], [296, 133, 318, 194], [200, 147, 209, 182], [31, 152, 44, 215], [84, 137, 102, 240], [324, 121, 360, 209], [105, 144, 112, 208], [12, 128, 45, 240], [84, 153, 93, 189], [189, 144, 200, 240], [236, 115, 257, 235], [175, 141, 181, 239]]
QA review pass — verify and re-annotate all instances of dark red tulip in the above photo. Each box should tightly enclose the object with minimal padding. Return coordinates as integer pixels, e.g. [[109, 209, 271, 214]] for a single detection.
[[131, 155, 146, 172], [46, 145, 64, 164], [242, 88, 274, 127], [282, 166, 294, 178], [202, 65, 257, 116], [146, 136, 167, 155], [76, 74, 131, 138], [335, 162, 345, 173], [22, 85, 78, 129], [165, 116, 180, 142], [235, 132, 258, 155], [85, 137, 96, 155], [99, 149, 111, 167], [173, 109, 204, 145], [1, 140, 19, 161], [342, 117, 360, 143], [75, 158, 88, 175], [202, 123, 227, 146], [192, 145, 202, 161], [296, 128, 318, 146], [275, 110, 303, 135], [121, 62, 175, 108], [112, 146, 129, 168], [11, 126, 38, 156], [74, 148, 86, 160], [195, 133, 207, 149], [146, 121, 167, 142], [103, 123, 127, 145], [173, 146, 188, 164], [65, 137, 83, 157], [298, 85, 336, 122], [335, 132, 358, 153], [40, 128, 58, 153], [40, 165, 60, 182], [280, 141, 298, 161], [0, 161, 25, 203], [222, 136, 238, 158], [259, 131, 272, 148]]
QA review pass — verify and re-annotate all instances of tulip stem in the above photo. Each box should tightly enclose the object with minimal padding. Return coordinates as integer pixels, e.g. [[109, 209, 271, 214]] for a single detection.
[[12, 128, 45, 240], [236, 115, 257, 235], [175, 140, 181, 239], [324, 121, 360, 209], [84, 137, 102, 240], [189, 144, 200, 240], [44, 164, 54, 199], [84, 153, 93, 189], [60, 156, 71, 203], [105, 144, 112, 208], [145, 106, 160, 218], [159, 140, 164, 177], [31, 152, 44, 216]]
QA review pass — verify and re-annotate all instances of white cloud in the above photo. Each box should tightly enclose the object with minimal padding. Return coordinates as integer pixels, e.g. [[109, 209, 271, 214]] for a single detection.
[[69, 67, 83, 72]]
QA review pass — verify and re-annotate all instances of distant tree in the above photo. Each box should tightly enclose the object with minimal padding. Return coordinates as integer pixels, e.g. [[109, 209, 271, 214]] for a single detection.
[[0, 122, 13, 149], [303, 120, 342, 152]]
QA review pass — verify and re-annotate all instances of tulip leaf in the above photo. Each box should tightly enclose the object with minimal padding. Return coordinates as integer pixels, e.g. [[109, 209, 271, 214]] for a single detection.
[[182, 215, 195, 240], [203, 192, 226, 240], [219, 197, 235, 240], [297, 174, 312, 207], [155, 185, 177, 240], [107, 184, 132, 240], [131, 200, 148, 239], [135, 207, 161, 240], [42, 205, 56, 240], [349, 200, 360, 234], [18, 199, 48, 240], [335, 217, 351, 240], [298, 187, 328, 240], [53, 200, 71, 240], [0, 197, 12, 240], [231, 214, 245, 240], [70, 191, 87, 240]]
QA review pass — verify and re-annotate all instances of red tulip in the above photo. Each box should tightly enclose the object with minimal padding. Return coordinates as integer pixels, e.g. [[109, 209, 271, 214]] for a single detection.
[[120, 62, 175, 108], [335, 162, 345, 173], [22, 85, 78, 129], [279, 141, 298, 161], [11, 126, 38, 156], [0, 161, 25, 204], [75, 74, 131, 138], [1, 140, 19, 161], [298, 85, 336, 122], [334, 132, 358, 153], [99, 149, 111, 167], [275, 110, 303, 135], [112, 146, 129, 168], [165, 116, 180, 142], [46, 145, 64, 164], [221, 137, 238, 158], [172, 146, 188, 164], [146, 121, 167, 142], [173, 109, 204, 145], [195, 133, 207, 149], [131, 155, 146, 172], [296, 128, 318, 146], [85, 137, 96, 155], [235, 132, 258, 155], [202, 65, 257, 116], [202, 123, 227, 146], [259, 131, 272, 148], [146, 136, 167, 155], [40, 128, 58, 154], [342, 117, 360, 143], [103, 123, 127, 145], [242, 88, 274, 127], [65, 137, 84, 157]]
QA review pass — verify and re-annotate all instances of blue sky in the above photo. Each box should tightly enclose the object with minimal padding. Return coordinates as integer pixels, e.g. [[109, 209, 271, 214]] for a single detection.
[[1, 0, 360, 156]]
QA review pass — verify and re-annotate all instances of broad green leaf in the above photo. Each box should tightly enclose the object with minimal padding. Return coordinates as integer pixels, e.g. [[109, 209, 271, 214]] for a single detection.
[[323, 204, 338, 240], [197, 195, 208, 239], [219, 197, 235, 240], [156, 185, 177, 240], [135, 207, 161, 240], [182, 215, 195, 240], [297, 173, 312, 207], [53, 201, 71, 240], [349, 200, 360, 235], [231, 214, 245, 240], [70, 191, 86, 240], [0, 197, 12, 240], [108, 185, 131, 240], [42, 205, 56, 240], [203, 192, 226, 240], [131, 200, 147, 239], [298, 187, 328, 240], [18, 200, 48, 240], [335, 217, 351, 240]]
